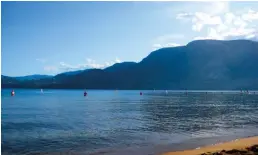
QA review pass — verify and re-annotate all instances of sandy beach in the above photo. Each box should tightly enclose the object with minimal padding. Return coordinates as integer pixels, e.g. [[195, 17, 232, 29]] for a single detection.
[[162, 136, 258, 155]]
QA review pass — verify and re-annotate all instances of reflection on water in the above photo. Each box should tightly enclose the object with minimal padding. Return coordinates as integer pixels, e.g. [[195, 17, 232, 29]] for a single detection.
[[1, 89, 258, 155], [142, 93, 258, 134]]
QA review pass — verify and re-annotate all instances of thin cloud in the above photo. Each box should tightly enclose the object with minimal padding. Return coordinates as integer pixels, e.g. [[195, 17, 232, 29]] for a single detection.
[[153, 44, 163, 49], [152, 42, 181, 51], [171, 1, 229, 17], [152, 34, 183, 50], [44, 66, 58, 72], [205, 1, 229, 15], [58, 57, 122, 72], [156, 34, 184, 42], [176, 13, 193, 20], [36, 58, 47, 63], [115, 57, 121, 63]]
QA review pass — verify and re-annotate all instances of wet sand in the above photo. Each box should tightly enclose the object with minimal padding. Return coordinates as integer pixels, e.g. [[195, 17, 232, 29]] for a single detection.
[[162, 136, 258, 155]]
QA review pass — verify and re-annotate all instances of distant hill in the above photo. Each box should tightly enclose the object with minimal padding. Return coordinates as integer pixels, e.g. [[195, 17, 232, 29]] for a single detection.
[[1, 75, 22, 88], [14, 74, 53, 81], [57, 70, 85, 76], [105, 62, 137, 72], [2, 39, 258, 90]]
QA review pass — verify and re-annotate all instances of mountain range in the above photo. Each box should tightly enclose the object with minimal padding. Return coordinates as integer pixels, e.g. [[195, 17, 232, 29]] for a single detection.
[[2, 39, 258, 90], [14, 75, 53, 81]]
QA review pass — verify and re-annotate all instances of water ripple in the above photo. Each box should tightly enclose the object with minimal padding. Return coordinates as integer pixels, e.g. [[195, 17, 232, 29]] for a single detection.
[[2, 90, 258, 154]]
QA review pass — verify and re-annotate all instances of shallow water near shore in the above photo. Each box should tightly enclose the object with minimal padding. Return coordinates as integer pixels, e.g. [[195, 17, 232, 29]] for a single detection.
[[2, 89, 258, 155]]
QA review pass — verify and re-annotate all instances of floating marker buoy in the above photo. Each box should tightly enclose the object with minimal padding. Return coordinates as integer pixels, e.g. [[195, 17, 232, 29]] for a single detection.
[[11, 90, 15, 96]]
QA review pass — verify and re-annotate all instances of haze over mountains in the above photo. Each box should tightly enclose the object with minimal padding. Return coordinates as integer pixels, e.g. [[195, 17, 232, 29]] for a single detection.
[[2, 39, 258, 90]]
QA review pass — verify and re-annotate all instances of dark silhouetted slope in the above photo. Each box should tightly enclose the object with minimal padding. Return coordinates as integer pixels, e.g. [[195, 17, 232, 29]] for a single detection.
[[15, 75, 53, 81]]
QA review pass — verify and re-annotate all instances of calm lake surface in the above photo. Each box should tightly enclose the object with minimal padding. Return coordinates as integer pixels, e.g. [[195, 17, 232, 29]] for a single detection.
[[2, 89, 258, 155]]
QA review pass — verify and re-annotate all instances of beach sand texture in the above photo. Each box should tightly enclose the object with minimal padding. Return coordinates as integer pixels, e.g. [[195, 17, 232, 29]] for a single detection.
[[162, 136, 258, 155]]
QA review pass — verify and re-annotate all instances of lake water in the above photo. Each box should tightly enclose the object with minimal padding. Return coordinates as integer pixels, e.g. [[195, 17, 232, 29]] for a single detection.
[[2, 89, 258, 155]]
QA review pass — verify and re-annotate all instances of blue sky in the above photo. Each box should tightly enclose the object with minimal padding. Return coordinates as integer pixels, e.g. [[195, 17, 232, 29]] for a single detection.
[[2, 1, 258, 76]]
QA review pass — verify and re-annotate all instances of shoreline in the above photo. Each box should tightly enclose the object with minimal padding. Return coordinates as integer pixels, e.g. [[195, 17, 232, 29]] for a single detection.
[[162, 136, 258, 155], [85, 134, 258, 155]]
